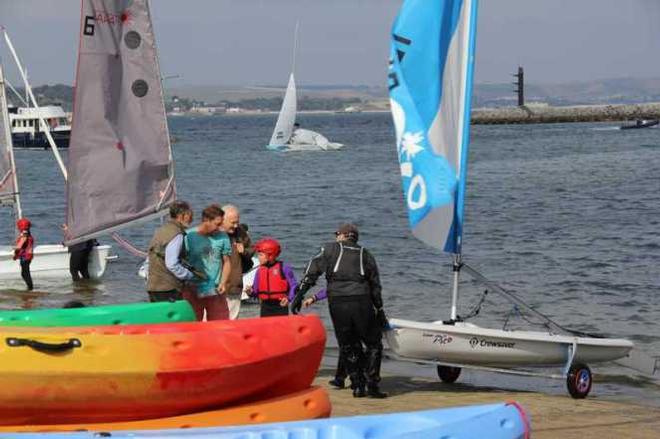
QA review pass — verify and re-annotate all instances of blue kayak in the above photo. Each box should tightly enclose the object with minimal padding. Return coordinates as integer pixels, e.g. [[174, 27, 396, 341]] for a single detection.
[[2, 402, 530, 439]]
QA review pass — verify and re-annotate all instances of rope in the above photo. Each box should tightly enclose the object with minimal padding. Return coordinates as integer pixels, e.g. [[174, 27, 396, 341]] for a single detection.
[[111, 233, 147, 259]]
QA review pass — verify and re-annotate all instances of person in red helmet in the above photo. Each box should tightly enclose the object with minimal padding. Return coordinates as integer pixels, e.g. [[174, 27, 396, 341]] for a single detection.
[[247, 237, 298, 317], [13, 218, 34, 290]]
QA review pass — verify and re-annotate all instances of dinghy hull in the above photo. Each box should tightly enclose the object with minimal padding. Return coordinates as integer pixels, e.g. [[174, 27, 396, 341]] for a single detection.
[[386, 318, 633, 367], [0, 315, 325, 425], [0, 244, 112, 281]]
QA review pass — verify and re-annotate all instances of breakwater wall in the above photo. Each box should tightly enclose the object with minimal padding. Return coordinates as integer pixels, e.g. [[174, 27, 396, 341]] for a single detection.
[[472, 102, 660, 124]]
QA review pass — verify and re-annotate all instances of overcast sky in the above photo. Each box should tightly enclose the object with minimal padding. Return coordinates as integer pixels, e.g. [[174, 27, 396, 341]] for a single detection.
[[1, 0, 660, 87]]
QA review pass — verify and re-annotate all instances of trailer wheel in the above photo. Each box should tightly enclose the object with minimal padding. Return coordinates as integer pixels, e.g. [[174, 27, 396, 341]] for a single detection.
[[437, 365, 462, 383], [567, 363, 592, 399]]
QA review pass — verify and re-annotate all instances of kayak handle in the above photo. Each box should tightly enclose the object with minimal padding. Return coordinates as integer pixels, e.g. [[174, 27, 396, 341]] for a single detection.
[[5, 337, 82, 353]]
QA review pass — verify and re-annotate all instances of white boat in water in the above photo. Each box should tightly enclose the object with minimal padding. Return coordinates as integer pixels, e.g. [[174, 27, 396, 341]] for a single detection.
[[384, 0, 637, 399], [0, 244, 111, 281], [8, 105, 71, 149], [0, 49, 111, 282], [267, 24, 343, 152], [1, 28, 115, 281]]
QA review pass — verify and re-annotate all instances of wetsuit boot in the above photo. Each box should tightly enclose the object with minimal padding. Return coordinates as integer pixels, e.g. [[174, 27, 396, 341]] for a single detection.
[[365, 341, 387, 398]]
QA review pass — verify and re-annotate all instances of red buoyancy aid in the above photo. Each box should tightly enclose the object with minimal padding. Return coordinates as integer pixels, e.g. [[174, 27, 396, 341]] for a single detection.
[[256, 261, 289, 301], [14, 234, 34, 262]]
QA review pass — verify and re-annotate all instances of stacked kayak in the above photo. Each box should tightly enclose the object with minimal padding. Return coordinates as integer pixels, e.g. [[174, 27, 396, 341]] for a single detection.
[[0, 387, 330, 432], [0, 301, 196, 326], [0, 315, 325, 425], [0, 402, 530, 438]]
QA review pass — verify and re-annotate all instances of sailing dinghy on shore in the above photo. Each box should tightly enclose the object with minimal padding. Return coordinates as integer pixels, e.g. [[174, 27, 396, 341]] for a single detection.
[[384, 0, 638, 399]]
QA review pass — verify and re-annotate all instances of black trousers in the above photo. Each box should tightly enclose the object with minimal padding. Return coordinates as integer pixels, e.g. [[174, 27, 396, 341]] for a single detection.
[[148, 290, 182, 302], [260, 299, 289, 317], [69, 249, 91, 281], [328, 295, 382, 389], [20, 259, 33, 290]]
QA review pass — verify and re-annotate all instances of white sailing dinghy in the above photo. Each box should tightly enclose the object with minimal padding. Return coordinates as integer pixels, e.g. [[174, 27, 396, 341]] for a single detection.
[[0, 57, 111, 281], [266, 24, 343, 152], [385, 0, 634, 399], [63, 0, 176, 252]]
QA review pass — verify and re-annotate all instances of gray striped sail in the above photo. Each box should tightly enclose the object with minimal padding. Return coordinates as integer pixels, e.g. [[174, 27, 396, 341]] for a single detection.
[[65, 0, 175, 245]]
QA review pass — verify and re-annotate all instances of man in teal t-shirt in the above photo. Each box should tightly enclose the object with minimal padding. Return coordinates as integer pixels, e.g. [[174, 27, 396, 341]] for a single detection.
[[184, 204, 232, 320]]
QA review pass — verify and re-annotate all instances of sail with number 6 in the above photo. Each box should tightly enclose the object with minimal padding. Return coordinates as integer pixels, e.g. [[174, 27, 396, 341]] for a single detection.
[[64, 0, 175, 246]]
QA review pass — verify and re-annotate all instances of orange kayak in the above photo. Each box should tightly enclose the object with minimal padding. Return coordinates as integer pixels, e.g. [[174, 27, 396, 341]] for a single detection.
[[0, 315, 325, 425], [0, 387, 330, 432]]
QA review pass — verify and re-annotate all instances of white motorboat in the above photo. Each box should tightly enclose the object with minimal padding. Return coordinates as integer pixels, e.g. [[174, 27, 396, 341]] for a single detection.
[[384, 0, 639, 399], [0, 244, 112, 280], [8, 104, 71, 149]]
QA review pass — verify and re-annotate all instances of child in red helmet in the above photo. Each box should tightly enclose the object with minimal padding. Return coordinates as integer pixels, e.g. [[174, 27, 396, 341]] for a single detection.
[[13, 218, 34, 290], [248, 237, 298, 317]]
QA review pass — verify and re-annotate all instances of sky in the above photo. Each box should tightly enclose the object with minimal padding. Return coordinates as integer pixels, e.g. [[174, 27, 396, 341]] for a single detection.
[[1, 0, 660, 87]]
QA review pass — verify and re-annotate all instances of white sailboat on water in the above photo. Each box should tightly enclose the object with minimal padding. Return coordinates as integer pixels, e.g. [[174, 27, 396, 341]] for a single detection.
[[384, 0, 640, 399], [266, 24, 343, 152], [62, 0, 177, 251], [0, 36, 111, 282]]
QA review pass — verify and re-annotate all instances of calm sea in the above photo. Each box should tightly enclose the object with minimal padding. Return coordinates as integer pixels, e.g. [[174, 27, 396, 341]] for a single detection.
[[1, 113, 658, 404]]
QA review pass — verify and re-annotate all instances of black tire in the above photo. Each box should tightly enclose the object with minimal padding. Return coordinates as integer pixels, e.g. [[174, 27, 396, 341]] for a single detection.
[[566, 363, 592, 399], [437, 365, 462, 383]]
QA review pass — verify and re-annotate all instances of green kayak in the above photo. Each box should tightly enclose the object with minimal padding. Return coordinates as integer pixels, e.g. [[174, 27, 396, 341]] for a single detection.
[[0, 300, 196, 327]]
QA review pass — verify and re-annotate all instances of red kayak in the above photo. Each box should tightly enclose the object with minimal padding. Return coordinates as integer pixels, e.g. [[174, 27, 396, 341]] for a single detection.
[[0, 315, 325, 425]]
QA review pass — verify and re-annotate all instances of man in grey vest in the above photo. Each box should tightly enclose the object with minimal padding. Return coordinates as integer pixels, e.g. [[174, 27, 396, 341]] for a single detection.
[[146, 201, 195, 302], [292, 223, 388, 398]]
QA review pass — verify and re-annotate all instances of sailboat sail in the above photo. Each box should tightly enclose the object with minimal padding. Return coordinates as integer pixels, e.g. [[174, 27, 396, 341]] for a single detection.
[[388, 0, 478, 254], [268, 73, 297, 147], [0, 63, 20, 215], [65, 0, 175, 246]]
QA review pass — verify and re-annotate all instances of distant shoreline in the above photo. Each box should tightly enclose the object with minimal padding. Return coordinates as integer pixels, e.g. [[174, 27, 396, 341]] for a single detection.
[[168, 102, 660, 125]]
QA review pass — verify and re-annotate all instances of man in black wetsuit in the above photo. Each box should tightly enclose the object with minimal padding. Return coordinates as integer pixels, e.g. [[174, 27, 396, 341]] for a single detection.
[[292, 223, 388, 398]]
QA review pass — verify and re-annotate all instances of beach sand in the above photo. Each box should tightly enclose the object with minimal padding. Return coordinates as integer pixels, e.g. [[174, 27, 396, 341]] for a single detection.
[[314, 370, 660, 438]]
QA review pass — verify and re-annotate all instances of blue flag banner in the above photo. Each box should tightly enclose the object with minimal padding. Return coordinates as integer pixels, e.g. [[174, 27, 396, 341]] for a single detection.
[[388, 0, 478, 254]]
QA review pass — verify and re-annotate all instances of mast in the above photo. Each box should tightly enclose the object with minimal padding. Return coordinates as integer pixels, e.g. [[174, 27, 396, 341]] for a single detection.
[[0, 63, 22, 220], [2, 28, 68, 181], [291, 21, 300, 77], [449, 0, 479, 322]]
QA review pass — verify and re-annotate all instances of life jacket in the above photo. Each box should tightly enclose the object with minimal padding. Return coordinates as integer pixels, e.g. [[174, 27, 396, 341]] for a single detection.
[[257, 261, 289, 301], [14, 233, 34, 262]]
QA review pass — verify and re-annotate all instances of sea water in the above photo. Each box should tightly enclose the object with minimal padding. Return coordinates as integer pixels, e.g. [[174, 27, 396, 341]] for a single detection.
[[1, 113, 658, 403]]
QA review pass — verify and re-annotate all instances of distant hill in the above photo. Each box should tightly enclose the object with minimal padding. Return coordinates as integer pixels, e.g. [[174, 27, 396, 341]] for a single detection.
[[10, 77, 660, 111]]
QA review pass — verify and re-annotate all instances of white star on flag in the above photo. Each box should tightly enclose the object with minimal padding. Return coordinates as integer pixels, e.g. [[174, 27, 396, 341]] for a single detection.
[[400, 131, 425, 161]]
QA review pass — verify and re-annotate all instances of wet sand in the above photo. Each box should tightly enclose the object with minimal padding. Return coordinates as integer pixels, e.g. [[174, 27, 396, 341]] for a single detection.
[[314, 370, 660, 439]]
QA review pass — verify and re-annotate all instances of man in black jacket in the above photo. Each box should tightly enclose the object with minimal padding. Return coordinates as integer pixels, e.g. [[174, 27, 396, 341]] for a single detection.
[[292, 223, 388, 398]]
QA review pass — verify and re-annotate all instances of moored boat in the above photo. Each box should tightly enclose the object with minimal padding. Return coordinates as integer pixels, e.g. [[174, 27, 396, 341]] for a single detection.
[[0, 402, 529, 439], [0, 387, 330, 432], [0, 315, 325, 425], [8, 105, 71, 149], [620, 119, 659, 130], [0, 300, 196, 327]]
